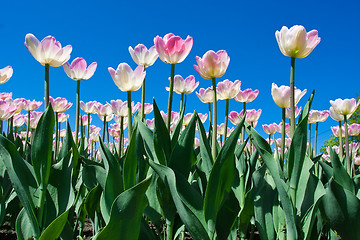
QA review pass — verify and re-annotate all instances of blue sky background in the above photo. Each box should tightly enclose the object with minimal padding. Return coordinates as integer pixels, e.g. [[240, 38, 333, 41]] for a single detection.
[[0, 0, 359, 150]]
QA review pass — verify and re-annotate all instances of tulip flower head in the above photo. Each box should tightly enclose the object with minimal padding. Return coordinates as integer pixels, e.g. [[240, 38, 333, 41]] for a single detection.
[[109, 63, 145, 92], [49, 96, 73, 113], [285, 106, 302, 119], [271, 83, 307, 109], [194, 50, 230, 80], [80, 100, 98, 114], [146, 118, 155, 129], [330, 125, 345, 138], [330, 98, 360, 116], [216, 79, 241, 100], [0, 93, 12, 100], [95, 102, 113, 117], [0, 66, 13, 85], [25, 33, 72, 67], [348, 123, 360, 136], [111, 100, 140, 117], [228, 111, 242, 125], [24, 99, 42, 111], [241, 109, 262, 124], [160, 111, 179, 125], [196, 87, 214, 103], [13, 113, 25, 127], [0, 100, 18, 121], [198, 113, 208, 123], [129, 44, 159, 67], [235, 89, 259, 103], [63, 57, 97, 81], [154, 33, 193, 64], [57, 113, 69, 123], [277, 122, 290, 134], [262, 123, 279, 135], [308, 110, 330, 124], [275, 25, 321, 59], [81, 115, 92, 126], [140, 103, 153, 115], [166, 75, 199, 95]]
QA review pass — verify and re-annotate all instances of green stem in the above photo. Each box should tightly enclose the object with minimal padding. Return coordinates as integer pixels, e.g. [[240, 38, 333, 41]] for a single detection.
[[102, 116, 106, 141], [166, 218, 174, 240], [120, 116, 124, 157], [54, 113, 59, 161], [290, 57, 295, 138], [106, 121, 109, 144], [6, 119, 9, 135], [166, 64, 175, 131], [223, 99, 229, 144], [242, 102, 246, 143], [141, 76, 146, 121], [9, 116, 13, 136], [24, 111, 30, 154], [208, 102, 212, 127], [180, 93, 184, 113], [281, 108, 286, 169], [127, 91, 132, 142], [314, 122, 319, 177], [338, 121, 343, 160], [44, 64, 49, 109], [75, 80, 80, 145], [37, 184, 47, 231], [0, 120, 2, 134], [211, 78, 217, 162], [344, 115, 351, 176], [87, 113, 90, 143]]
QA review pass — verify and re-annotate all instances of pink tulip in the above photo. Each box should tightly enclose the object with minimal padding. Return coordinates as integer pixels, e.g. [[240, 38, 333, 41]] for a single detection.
[[235, 89, 259, 103], [242, 109, 262, 123], [89, 125, 101, 134], [285, 106, 302, 119], [0, 100, 17, 121], [194, 137, 200, 149], [25, 111, 42, 129], [49, 96, 72, 113], [308, 110, 330, 124], [331, 125, 345, 138], [262, 123, 279, 135], [354, 156, 360, 166], [9, 98, 27, 114], [330, 98, 360, 116], [25, 33, 72, 67], [95, 103, 112, 117], [198, 113, 208, 123], [216, 79, 241, 100], [277, 122, 290, 134], [0, 92, 12, 100], [154, 33, 193, 64], [196, 87, 214, 103], [13, 113, 25, 127], [129, 44, 158, 67], [57, 113, 69, 123], [217, 123, 233, 137], [81, 115, 92, 126], [108, 63, 145, 92], [63, 57, 97, 81], [111, 100, 140, 117], [146, 118, 155, 129], [183, 113, 193, 126], [165, 75, 199, 95], [348, 123, 360, 136], [275, 138, 292, 148], [194, 50, 230, 80], [275, 25, 320, 59], [97, 114, 113, 123], [160, 111, 179, 125], [59, 129, 67, 138], [266, 138, 274, 146], [0, 66, 13, 85], [80, 100, 98, 114], [271, 83, 307, 108], [139, 103, 153, 115], [23, 99, 42, 111], [228, 111, 242, 125], [108, 128, 120, 138]]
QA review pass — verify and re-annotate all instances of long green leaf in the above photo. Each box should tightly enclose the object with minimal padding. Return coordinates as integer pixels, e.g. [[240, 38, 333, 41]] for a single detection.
[[153, 99, 171, 165], [38, 207, 71, 240], [94, 176, 152, 240], [329, 148, 354, 193], [123, 124, 139, 190]]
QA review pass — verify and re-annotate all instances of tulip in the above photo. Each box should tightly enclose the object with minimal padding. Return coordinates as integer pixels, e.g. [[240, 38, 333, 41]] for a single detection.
[[196, 87, 214, 104], [25, 111, 42, 130], [263, 123, 279, 135], [111, 100, 140, 117], [13, 113, 25, 128], [0, 100, 17, 121], [146, 118, 155, 129], [183, 113, 193, 126], [129, 44, 158, 120], [80, 100, 98, 114], [235, 88, 259, 103], [242, 109, 262, 125], [198, 113, 208, 124], [0, 92, 12, 100], [109, 63, 145, 141], [160, 111, 179, 126], [308, 110, 330, 157], [276, 25, 320, 141], [25, 33, 72, 109], [354, 156, 360, 166], [57, 113, 69, 123], [0, 66, 13, 85], [139, 103, 153, 115], [285, 106, 302, 119], [95, 102, 113, 142], [63, 57, 97, 144], [154, 33, 193, 64], [275, 25, 321, 59], [331, 125, 345, 138], [194, 50, 230, 161], [81, 115, 92, 126], [271, 83, 307, 109], [348, 123, 360, 136], [330, 98, 360, 116], [24, 99, 42, 111], [49, 96, 72, 113]]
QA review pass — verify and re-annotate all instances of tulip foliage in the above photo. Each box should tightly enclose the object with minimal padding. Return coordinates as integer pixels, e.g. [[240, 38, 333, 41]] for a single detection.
[[0, 28, 360, 240]]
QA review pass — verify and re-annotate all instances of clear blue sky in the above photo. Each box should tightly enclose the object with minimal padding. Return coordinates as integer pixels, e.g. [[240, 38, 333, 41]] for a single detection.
[[1, 0, 359, 150]]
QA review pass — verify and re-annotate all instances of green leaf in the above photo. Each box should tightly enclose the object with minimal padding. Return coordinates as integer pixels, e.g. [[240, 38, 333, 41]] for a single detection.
[[153, 99, 171, 165], [329, 148, 354, 193], [246, 125, 297, 240], [84, 184, 102, 221], [15, 208, 35, 240], [123, 124, 139, 190], [0, 137, 40, 238], [31, 104, 55, 187], [322, 179, 360, 240], [196, 112, 213, 180], [38, 207, 71, 240], [169, 112, 196, 178], [94, 176, 152, 240], [170, 103, 185, 148], [147, 160, 210, 240], [204, 121, 242, 236]]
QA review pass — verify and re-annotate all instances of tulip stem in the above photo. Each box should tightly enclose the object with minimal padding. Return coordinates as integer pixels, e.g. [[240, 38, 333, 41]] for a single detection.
[[224, 99, 229, 144], [106, 121, 109, 144], [127, 91, 132, 142], [314, 122, 319, 177], [166, 64, 175, 131], [120, 116, 124, 157], [208, 103, 212, 128], [211, 77, 217, 162], [180, 93, 184, 113], [281, 108, 286, 169], [75, 80, 80, 145], [289, 57, 295, 138], [242, 102, 246, 143], [102, 116, 106, 141], [338, 121, 343, 160], [141, 76, 146, 121], [44, 64, 49, 109], [87, 113, 90, 143], [54, 113, 59, 161], [344, 115, 351, 176], [0, 120, 2, 134], [24, 111, 31, 155]]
